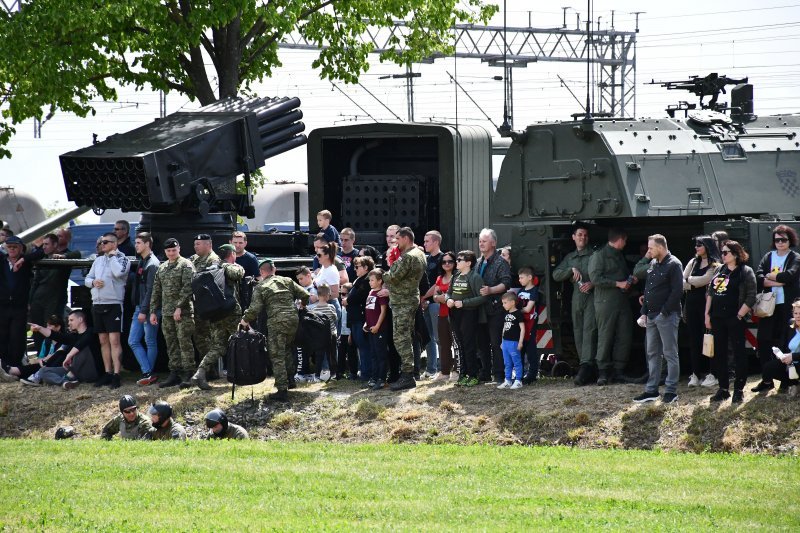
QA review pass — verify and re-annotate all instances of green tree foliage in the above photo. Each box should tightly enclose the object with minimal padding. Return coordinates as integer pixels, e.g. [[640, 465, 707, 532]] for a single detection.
[[0, 0, 497, 158]]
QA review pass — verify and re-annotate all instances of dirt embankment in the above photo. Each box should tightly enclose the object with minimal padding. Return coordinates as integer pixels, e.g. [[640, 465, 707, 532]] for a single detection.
[[1, 376, 798, 454]]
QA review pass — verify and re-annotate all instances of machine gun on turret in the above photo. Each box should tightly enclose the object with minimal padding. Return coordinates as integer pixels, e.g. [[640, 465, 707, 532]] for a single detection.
[[647, 73, 750, 118]]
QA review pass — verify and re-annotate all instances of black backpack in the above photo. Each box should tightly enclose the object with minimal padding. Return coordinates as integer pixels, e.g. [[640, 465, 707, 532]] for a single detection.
[[192, 266, 237, 321], [226, 328, 269, 388], [294, 309, 332, 353]]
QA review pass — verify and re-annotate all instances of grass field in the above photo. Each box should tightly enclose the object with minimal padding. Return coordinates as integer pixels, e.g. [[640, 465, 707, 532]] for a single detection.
[[0, 441, 796, 531]]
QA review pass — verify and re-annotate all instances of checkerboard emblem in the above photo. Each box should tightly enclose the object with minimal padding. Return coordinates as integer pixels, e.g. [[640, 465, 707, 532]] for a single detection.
[[777, 169, 799, 198]]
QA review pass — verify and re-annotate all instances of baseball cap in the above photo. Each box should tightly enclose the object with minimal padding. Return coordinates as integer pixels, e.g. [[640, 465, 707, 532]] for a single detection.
[[4, 236, 24, 248]]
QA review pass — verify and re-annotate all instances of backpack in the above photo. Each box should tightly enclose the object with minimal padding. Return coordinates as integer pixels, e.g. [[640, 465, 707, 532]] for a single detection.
[[226, 328, 269, 387], [294, 309, 332, 353], [192, 265, 237, 321]]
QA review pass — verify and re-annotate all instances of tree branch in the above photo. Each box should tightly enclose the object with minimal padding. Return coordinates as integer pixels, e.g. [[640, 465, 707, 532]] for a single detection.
[[240, 16, 266, 49]]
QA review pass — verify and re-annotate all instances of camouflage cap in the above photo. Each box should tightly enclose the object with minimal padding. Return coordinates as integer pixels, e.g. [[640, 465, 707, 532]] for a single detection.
[[258, 258, 274, 268], [163, 238, 179, 249], [218, 244, 235, 253]]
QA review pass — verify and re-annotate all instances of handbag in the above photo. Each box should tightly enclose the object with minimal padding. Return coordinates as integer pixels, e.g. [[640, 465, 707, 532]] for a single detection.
[[702, 330, 714, 358], [753, 291, 777, 318]]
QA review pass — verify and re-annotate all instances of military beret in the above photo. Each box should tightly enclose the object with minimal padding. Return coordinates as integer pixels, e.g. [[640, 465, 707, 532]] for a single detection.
[[194, 233, 212, 241], [259, 258, 274, 268], [163, 238, 179, 249], [218, 244, 235, 253]]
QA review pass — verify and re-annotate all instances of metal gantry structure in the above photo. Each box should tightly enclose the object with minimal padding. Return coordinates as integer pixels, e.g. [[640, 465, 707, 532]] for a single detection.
[[280, 20, 639, 124]]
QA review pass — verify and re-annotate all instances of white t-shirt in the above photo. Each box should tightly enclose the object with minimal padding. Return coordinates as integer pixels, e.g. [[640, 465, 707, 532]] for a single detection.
[[314, 264, 340, 291]]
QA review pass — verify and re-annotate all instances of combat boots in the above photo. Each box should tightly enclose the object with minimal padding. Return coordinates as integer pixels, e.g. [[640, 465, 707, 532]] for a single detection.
[[573, 364, 596, 386], [190, 367, 212, 390], [178, 371, 195, 389], [159, 371, 182, 388], [268, 389, 289, 402], [596, 370, 609, 386], [390, 372, 416, 391]]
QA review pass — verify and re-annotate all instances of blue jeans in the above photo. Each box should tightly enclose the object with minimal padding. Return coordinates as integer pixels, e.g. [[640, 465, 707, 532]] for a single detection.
[[423, 302, 440, 373], [128, 306, 159, 375], [352, 320, 372, 381], [645, 312, 680, 394], [501, 339, 523, 382], [368, 329, 389, 383]]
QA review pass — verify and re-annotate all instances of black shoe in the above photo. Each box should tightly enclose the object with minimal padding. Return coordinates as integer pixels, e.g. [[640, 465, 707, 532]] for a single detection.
[[777, 385, 789, 394], [109, 374, 121, 389], [158, 371, 182, 388], [288, 380, 297, 390], [611, 371, 629, 384], [710, 389, 730, 402], [661, 392, 678, 404], [573, 364, 596, 386], [371, 381, 386, 391], [178, 371, 194, 390], [633, 391, 659, 403], [521, 372, 537, 385], [93, 373, 112, 387], [268, 389, 289, 402], [597, 371, 609, 386], [732, 390, 744, 404], [390, 372, 416, 391], [750, 381, 773, 393]]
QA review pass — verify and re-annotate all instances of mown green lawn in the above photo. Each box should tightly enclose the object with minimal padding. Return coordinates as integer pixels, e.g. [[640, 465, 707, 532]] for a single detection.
[[0, 441, 795, 531]]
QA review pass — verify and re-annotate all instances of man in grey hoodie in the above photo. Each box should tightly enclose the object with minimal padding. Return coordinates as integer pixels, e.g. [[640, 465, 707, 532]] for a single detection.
[[85, 232, 131, 388]]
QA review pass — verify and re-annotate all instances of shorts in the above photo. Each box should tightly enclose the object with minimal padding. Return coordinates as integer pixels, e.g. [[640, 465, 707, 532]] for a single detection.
[[93, 304, 124, 334]]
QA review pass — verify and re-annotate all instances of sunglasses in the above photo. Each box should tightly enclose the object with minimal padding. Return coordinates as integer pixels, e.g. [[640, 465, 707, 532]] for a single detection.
[[100, 240, 114, 245], [720, 250, 731, 256], [122, 407, 137, 414], [316, 253, 323, 258], [774, 238, 789, 244], [694, 242, 704, 247], [442, 260, 455, 264], [456, 258, 466, 262]]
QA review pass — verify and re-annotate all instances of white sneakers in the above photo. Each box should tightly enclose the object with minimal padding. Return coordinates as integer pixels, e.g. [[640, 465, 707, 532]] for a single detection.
[[700, 374, 718, 388], [449, 371, 460, 382], [419, 371, 433, 380], [497, 379, 523, 390], [688, 374, 701, 387], [432, 372, 449, 382]]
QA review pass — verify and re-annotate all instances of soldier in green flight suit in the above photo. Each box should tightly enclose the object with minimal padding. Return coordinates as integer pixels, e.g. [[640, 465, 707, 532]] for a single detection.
[[241, 259, 309, 402], [587, 227, 634, 386], [552, 224, 599, 386], [381, 227, 427, 391], [100, 395, 153, 440], [190, 244, 244, 390], [150, 238, 196, 388], [147, 400, 187, 441], [189, 233, 221, 362], [204, 409, 249, 439]]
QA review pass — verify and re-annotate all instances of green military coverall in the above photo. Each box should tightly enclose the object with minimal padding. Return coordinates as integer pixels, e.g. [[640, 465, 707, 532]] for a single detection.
[[242, 275, 309, 392], [100, 412, 153, 440], [587, 243, 632, 375], [190, 251, 221, 359], [552, 247, 598, 366], [382, 247, 427, 374], [206, 422, 249, 440], [151, 256, 196, 373], [150, 419, 187, 441]]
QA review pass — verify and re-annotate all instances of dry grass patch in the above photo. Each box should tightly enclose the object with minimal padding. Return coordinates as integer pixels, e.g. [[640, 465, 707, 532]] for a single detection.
[[438, 400, 461, 413], [400, 410, 424, 421], [270, 412, 301, 430], [353, 399, 385, 422], [390, 422, 415, 442], [574, 412, 590, 426]]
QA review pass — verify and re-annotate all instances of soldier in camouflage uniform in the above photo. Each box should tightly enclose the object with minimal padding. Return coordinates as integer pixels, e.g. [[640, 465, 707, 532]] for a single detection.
[[587, 227, 633, 386], [190, 244, 244, 390], [189, 233, 221, 361], [382, 227, 427, 391], [147, 400, 187, 441], [150, 238, 196, 388], [100, 395, 153, 440], [204, 408, 249, 439], [552, 224, 599, 386], [241, 258, 309, 402]]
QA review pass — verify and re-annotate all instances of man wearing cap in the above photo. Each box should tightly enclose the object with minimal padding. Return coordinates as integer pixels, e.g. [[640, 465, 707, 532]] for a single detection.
[[241, 258, 309, 401], [189, 233, 221, 360], [85, 232, 131, 389], [190, 244, 244, 390], [150, 238, 196, 388], [0, 236, 45, 367], [101, 395, 153, 440]]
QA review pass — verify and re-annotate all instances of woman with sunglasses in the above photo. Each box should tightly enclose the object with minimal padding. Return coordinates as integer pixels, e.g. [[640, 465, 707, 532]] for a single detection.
[[445, 250, 486, 387], [705, 241, 757, 403], [683, 235, 721, 388], [314, 241, 341, 328], [428, 251, 459, 381], [752, 225, 800, 393], [347, 256, 375, 383]]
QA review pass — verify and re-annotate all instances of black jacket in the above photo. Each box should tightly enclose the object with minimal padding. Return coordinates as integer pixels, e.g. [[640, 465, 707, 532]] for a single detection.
[[640, 253, 684, 317], [0, 248, 45, 309], [756, 250, 800, 304], [475, 251, 512, 316]]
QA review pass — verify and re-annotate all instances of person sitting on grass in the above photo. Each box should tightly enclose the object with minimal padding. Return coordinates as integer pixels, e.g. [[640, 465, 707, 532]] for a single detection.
[[498, 292, 525, 390], [204, 409, 249, 440], [148, 400, 187, 441], [101, 395, 153, 440], [30, 310, 102, 390], [1, 315, 68, 385]]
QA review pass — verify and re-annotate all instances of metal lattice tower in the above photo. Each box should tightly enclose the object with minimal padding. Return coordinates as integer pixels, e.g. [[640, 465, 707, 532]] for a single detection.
[[0, 0, 21, 13], [281, 21, 638, 119]]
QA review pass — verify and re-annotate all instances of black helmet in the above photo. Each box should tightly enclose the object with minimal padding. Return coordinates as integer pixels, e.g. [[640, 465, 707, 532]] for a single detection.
[[204, 408, 228, 435], [55, 426, 76, 440], [119, 395, 137, 413], [148, 400, 173, 424]]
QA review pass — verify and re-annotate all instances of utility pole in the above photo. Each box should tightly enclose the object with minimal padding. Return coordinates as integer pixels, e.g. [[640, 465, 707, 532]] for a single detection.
[[380, 66, 421, 122]]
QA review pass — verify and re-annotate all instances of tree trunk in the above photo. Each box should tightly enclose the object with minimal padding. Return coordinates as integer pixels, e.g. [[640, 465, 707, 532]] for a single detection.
[[186, 43, 217, 106], [216, 17, 242, 101]]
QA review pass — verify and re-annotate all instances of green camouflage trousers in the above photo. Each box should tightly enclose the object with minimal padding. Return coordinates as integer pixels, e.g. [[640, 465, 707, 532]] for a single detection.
[[162, 314, 196, 372], [267, 314, 298, 391], [391, 304, 417, 374], [199, 314, 241, 370], [193, 318, 212, 363]]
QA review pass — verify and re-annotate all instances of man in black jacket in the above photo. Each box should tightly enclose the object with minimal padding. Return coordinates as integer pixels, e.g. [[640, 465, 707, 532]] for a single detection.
[[28, 233, 77, 352], [476, 228, 513, 383], [32, 310, 102, 389], [0, 236, 44, 367]]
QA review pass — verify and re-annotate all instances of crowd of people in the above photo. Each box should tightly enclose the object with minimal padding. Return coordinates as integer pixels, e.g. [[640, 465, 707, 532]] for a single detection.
[[2, 212, 800, 413]]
